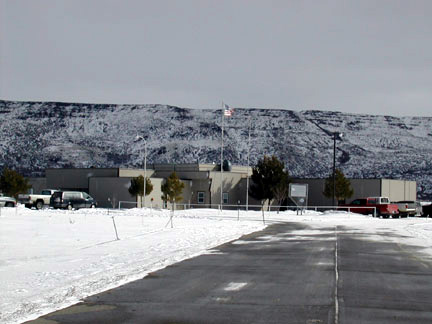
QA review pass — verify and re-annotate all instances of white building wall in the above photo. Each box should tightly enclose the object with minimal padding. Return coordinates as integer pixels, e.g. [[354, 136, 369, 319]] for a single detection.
[[381, 179, 416, 201]]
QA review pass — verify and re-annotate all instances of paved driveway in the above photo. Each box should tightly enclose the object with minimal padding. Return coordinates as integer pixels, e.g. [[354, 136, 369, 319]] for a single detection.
[[26, 221, 432, 324]]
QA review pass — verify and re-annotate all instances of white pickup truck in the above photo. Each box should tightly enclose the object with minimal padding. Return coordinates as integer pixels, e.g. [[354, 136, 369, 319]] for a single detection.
[[393, 201, 417, 217], [18, 189, 58, 209]]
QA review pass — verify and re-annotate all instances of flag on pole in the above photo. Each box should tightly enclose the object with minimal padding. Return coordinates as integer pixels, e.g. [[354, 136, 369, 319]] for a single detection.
[[224, 104, 234, 117]]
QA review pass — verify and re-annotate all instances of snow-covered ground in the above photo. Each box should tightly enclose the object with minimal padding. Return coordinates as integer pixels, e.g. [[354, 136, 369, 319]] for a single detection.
[[2, 206, 432, 324]]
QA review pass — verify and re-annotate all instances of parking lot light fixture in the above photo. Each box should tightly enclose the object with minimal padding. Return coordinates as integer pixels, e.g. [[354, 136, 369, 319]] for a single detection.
[[135, 135, 147, 208], [144, 141, 147, 208], [332, 132, 343, 207]]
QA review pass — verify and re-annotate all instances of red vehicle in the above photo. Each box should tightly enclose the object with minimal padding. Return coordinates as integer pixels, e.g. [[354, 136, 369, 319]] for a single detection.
[[340, 197, 399, 218]]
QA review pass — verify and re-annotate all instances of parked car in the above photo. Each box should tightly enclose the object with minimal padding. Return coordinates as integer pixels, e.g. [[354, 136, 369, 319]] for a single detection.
[[50, 191, 97, 210], [393, 201, 417, 217], [18, 189, 58, 209], [339, 197, 399, 218], [0, 194, 17, 207]]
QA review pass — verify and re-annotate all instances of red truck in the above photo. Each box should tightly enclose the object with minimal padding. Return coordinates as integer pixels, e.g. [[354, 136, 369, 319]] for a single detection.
[[340, 197, 399, 218]]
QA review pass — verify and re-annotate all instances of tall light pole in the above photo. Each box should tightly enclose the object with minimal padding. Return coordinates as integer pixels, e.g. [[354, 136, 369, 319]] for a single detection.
[[246, 116, 251, 211], [144, 140, 147, 208], [135, 135, 147, 208], [332, 132, 343, 207]]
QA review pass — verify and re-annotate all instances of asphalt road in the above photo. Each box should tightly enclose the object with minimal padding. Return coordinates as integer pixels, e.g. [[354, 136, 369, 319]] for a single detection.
[[26, 222, 432, 324]]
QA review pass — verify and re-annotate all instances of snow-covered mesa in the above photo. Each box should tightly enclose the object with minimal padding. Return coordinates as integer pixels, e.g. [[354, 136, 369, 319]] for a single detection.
[[2, 100, 432, 199], [3, 206, 432, 324]]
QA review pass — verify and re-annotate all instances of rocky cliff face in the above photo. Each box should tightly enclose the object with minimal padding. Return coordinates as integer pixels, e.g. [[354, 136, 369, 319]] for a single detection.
[[1, 100, 431, 199]]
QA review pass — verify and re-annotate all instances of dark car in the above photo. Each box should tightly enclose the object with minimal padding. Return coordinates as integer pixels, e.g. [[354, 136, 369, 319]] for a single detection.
[[50, 191, 97, 210], [423, 204, 432, 217]]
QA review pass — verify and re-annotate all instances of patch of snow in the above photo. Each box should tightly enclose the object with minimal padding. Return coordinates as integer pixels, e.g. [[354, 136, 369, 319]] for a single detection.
[[223, 282, 248, 291]]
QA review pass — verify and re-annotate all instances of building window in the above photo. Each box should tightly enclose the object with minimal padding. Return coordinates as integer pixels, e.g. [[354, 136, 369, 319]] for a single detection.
[[197, 191, 205, 204], [223, 192, 229, 204]]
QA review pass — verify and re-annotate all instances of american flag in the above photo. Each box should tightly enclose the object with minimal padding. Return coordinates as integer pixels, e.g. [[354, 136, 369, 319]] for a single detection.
[[224, 104, 234, 117]]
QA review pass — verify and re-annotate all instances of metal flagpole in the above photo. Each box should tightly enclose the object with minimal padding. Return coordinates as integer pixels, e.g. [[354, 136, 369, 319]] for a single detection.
[[246, 116, 251, 211], [220, 102, 224, 210]]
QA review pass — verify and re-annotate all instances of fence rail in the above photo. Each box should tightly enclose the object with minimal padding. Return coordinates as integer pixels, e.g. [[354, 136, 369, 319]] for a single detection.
[[114, 202, 379, 217], [118, 201, 138, 209], [169, 203, 377, 216]]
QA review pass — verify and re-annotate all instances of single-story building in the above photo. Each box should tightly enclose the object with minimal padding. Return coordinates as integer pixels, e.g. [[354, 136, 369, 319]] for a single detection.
[[26, 164, 417, 209]]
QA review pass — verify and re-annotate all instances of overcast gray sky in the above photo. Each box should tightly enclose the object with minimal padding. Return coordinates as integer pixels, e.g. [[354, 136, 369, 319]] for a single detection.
[[1, 0, 431, 116]]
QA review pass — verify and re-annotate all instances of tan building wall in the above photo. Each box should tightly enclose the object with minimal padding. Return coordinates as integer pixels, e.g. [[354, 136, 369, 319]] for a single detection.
[[209, 171, 248, 206], [381, 179, 416, 201], [89, 177, 164, 209], [164, 179, 193, 210], [153, 164, 252, 209], [132, 178, 164, 209], [189, 178, 212, 206]]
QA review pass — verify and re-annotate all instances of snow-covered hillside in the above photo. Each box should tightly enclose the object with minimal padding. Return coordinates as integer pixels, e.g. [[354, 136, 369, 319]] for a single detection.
[[1, 100, 432, 198]]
